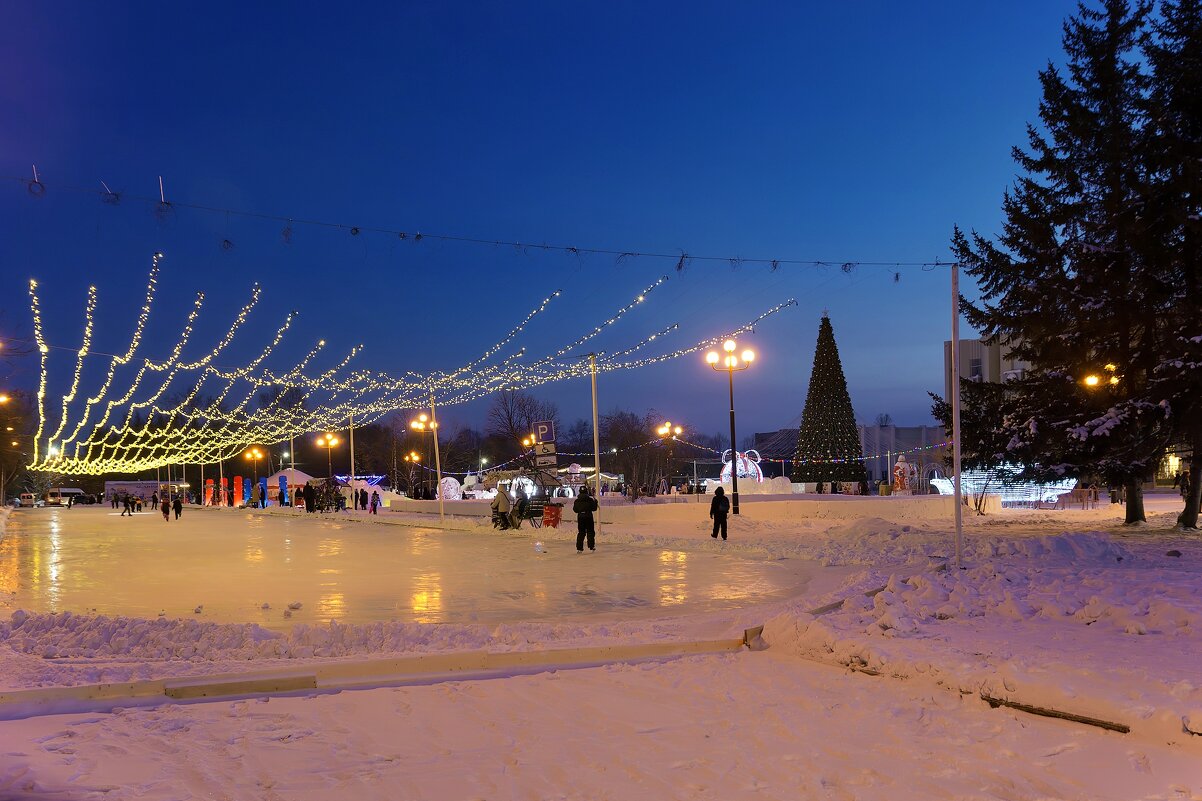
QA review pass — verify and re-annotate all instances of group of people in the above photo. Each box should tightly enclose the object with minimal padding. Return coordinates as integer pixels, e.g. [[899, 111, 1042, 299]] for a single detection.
[[489, 485, 529, 531], [149, 491, 184, 521], [485, 483, 729, 552], [351, 487, 382, 514]]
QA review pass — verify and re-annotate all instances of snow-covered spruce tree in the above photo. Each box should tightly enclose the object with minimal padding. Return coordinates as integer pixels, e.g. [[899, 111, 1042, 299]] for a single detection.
[[946, 0, 1170, 525], [792, 315, 866, 486], [1144, 0, 1202, 528]]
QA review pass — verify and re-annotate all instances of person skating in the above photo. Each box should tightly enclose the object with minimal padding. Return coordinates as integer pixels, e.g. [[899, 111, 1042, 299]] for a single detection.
[[709, 486, 730, 541], [161, 497, 171, 521], [172, 495, 182, 520], [573, 485, 598, 552], [121, 494, 132, 517], [151, 491, 159, 509], [370, 490, 380, 515]]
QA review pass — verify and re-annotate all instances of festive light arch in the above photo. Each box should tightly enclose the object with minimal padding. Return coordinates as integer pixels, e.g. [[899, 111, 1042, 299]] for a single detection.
[[25, 255, 796, 475]]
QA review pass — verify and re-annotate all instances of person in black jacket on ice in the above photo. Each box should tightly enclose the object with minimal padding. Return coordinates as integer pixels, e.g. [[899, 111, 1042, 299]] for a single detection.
[[709, 486, 730, 540], [573, 486, 599, 552]]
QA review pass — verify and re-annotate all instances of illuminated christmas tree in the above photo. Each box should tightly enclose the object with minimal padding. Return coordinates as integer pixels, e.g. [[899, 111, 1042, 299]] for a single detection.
[[792, 314, 866, 485]]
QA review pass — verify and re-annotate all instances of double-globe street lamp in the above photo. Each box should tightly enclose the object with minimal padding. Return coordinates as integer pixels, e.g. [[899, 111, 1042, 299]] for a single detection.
[[316, 433, 339, 480], [705, 338, 755, 515], [403, 450, 421, 495], [656, 421, 682, 495], [410, 410, 445, 521]]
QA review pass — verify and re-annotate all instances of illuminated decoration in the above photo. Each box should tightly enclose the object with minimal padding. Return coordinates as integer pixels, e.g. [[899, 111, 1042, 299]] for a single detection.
[[439, 476, 462, 501], [720, 450, 764, 483], [24, 255, 796, 475], [931, 466, 1076, 505], [791, 314, 867, 484]]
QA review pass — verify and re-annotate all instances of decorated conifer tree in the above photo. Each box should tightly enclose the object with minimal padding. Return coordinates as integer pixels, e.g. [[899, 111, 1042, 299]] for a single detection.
[[792, 314, 866, 485]]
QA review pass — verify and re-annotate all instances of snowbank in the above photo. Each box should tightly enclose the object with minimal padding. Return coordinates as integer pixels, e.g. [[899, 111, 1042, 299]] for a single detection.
[[762, 530, 1202, 744]]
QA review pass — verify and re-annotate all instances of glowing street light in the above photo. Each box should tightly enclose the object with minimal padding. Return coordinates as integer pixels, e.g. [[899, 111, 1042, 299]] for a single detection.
[[1083, 362, 1121, 389], [410, 410, 444, 518], [315, 433, 339, 479], [656, 421, 683, 495], [704, 338, 755, 515], [243, 447, 265, 494]]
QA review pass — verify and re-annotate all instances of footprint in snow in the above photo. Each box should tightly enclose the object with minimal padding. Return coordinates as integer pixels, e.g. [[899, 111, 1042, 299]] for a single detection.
[[193, 605, 203, 614], [287, 602, 303, 610]]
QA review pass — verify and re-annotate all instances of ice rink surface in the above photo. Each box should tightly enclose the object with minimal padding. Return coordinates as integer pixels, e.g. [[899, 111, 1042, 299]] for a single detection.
[[0, 507, 823, 626]]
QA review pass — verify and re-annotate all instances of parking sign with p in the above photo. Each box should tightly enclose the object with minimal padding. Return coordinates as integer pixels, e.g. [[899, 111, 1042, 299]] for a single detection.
[[533, 420, 556, 443]]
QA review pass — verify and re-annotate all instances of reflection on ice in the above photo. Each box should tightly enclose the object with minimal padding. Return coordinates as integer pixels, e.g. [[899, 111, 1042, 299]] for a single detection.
[[411, 572, 443, 622], [0, 508, 816, 627]]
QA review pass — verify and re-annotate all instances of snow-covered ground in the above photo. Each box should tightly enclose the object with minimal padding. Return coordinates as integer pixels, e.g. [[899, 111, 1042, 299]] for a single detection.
[[1, 495, 1200, 799]]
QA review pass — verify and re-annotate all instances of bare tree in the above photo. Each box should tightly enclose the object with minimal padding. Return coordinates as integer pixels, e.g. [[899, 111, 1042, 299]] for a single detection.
[[486, 391, 560, 462]]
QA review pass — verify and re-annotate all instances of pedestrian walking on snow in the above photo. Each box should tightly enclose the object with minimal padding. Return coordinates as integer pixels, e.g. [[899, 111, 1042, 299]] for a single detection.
[[161, 497, 170, 521], [121, 494, 132, 517], [573, 486, 598, 552], [370, 490, 380, 514], [173, 495, 182, 520], [151, 492, 159, 509], [709, 486, 730, 541]]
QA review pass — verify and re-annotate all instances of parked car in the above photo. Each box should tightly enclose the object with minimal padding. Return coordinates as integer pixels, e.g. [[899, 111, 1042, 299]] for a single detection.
[[18, 493, 44, 507]]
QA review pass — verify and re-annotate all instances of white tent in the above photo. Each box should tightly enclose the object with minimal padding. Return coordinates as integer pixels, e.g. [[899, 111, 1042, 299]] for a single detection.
[[264, 468, 318, 502]]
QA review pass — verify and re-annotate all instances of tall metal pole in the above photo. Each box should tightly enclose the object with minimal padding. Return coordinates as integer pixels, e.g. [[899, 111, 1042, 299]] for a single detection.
[[589, 354, 602, 526], [728, 366, 740, 515], [951, 263, 964, 568], [430, 391, 444, 523], [349, 413, 356, 510]]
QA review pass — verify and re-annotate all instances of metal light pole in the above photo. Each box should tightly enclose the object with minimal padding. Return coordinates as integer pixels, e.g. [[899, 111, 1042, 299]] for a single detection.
[[317, 433, 339, 481], [589, 353, 602, 522], [410, 403, 444, 523], [656, 421, 682, 497], [951, 265, 963, 569], [349, 412, 356, 507], [705, 339, 755, 515]]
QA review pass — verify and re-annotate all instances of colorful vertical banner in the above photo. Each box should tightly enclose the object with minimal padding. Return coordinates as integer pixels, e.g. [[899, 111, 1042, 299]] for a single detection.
[[233, 476, 244, 507], [278, 475, 287, 506], [220, 476, 228, 506], [205, 478, 214, 506]]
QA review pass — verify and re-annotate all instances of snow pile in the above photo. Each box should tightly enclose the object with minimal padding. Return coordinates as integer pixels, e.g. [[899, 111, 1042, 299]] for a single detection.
[[762, 530, 1202, 743], [0, 609, 729, 688]]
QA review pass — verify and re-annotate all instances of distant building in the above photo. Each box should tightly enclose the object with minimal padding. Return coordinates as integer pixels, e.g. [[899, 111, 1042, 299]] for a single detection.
[[754, 424, 949, 488], [942, 337, 1030, 402]]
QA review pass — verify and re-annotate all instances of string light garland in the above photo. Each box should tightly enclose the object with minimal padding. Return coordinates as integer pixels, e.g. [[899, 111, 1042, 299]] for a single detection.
[[2, 173, 957, 273], [23, 255, 799, 475]]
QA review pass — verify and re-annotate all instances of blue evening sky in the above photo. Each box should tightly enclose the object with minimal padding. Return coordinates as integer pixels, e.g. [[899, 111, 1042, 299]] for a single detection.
[[0, 2, 1078, 442]]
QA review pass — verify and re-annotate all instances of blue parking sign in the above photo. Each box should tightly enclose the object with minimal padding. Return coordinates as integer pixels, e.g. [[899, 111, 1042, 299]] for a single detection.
[[534, 420, 556, 443]]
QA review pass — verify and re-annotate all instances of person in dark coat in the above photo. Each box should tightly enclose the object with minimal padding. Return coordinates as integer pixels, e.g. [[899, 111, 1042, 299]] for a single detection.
[[121, 494, 132, 517], [303, 483, 316, 513], [172, 495, 183, 519], [370, 490, 380, 515], [359, 488, 369, 511], [151, 492, 159, 509], [161, 497, 171, 521], [573, 486, 598, 552], [709, 486, 730, 540]]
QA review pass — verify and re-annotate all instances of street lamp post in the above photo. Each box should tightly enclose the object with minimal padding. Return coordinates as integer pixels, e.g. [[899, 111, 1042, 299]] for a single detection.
[[705, 339, 755, 515], [403, 450, 420, 496], [410, 409, 444, 521], [656, 421, 682, 496], [244, 447, 264, 508], [316, 433, 339, 480]]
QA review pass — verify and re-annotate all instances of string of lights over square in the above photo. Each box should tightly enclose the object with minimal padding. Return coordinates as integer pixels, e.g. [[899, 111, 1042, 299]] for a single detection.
[[21, 253, 796, 475]]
